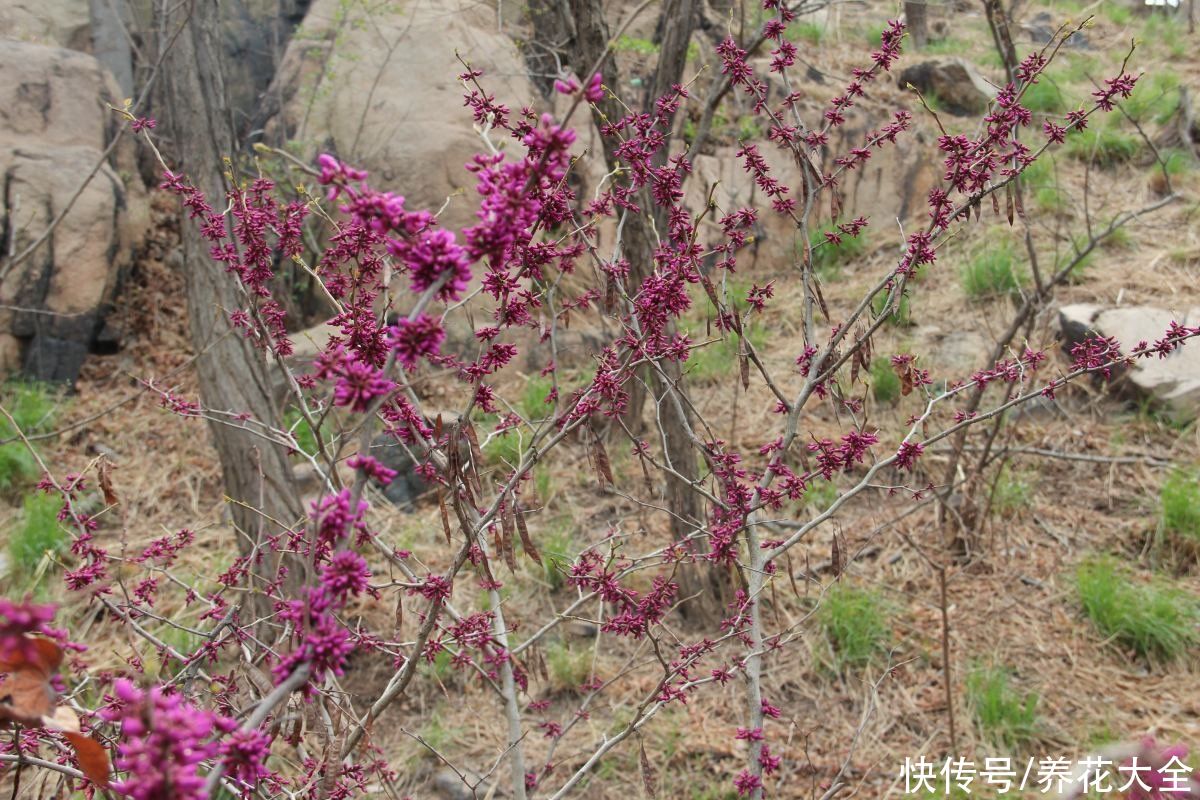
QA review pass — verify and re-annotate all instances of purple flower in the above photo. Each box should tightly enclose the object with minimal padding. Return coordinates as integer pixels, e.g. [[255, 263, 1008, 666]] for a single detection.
[[390, 313, 446, 369], [333, 357, 395, 413], [321, 550, 372, 601]]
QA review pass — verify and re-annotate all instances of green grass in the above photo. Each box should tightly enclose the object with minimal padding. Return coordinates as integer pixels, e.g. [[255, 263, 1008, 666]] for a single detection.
[[546, 641, 591, 692], [804, 479, 840, 513], [808, 227, 869, 281], [539, 517, 576, 590], [871, 289, 912, 327], [1160, 148, 1196, 177], [521, 375, 554, 421], [820, 583, 890, 670], [1102, 0, 1132, 26], [1065, 125, 1140, 167], [0, 381, 59, 493], [1022, 79, 1066, 113], [1160, 468, 1200, 555], [787, 21, 823, 44], [484, 425, 530, 469], [989, 465, 1033, 518], [9, 492, 67, 579], [283, 407, 323, 457], [613, 35, 658, 55], [870, 359, 901, 405], [684, 326, 768, 382], [965, 664, 1040, 751], [960, 242, 1026, 300], [1122, 71, 1180, 126], [1075, 557, 1199, 662]]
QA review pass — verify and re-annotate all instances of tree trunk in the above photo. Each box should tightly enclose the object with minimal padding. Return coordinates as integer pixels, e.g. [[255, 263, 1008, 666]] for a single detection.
[[905, 1, 929, 49], [155, 0, 307, 615], [568, 0, 730, 623]]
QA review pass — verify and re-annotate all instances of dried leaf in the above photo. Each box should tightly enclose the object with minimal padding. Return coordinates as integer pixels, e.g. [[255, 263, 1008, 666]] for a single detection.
[[1006, 183, 1015, 226], [514, 503, 541, 565], [591, 432, 614, 488], [393, 594, 404, 641], [97, 458, 119, 507], [500, 506, 518, 573], [64, 732, 111, 787], [831, 532, 842, 578], [639, 739, 658, 799], [0, 670, 54, 724], [437, 488, 452, 546], [991, 190, 1000, 217]]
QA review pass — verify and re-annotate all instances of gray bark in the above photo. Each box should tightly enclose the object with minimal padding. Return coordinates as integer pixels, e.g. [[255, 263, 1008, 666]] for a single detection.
[[155, 0, 307, 607]]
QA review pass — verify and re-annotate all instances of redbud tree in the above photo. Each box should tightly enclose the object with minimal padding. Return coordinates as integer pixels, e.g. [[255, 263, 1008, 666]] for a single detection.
[[0, 9, 1194, 800]]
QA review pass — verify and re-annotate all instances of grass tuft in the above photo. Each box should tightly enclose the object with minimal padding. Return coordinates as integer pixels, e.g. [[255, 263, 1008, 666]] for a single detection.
[[0, 381, 60, 494], [1065, 125, 1140, 167], [870, 359, 901, 405], [1160, 468, 1200, 557], [960, 242, 1026, 300], [1075, 557, 1198, 662], [820, 583, 890, 670], [965, 664, 1040, 751], [9, 492, 68, 580]]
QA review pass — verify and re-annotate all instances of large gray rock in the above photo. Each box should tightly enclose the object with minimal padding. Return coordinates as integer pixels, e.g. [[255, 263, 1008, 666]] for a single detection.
[[898, 58, 994, 116], [260, 0, 536, 232], [0, 40, 147, 381], [1059, 303, 1200, 421]]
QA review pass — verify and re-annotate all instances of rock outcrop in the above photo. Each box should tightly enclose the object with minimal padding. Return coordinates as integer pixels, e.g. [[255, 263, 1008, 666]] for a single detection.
[[0, 39, 147, 381], [898, 58, 994, 116], [260, 0, 536, 233], [1059, 303, 1200, 422]]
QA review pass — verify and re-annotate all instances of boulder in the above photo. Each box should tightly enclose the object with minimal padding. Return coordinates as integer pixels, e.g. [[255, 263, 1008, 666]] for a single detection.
[[898, 58, 994, 116], [0, 41, 147, 382], [0, 1, 90, 50], [1059, 303, 1200, 422], [260, 0, 536, 233], [0, 147, 138, 381]]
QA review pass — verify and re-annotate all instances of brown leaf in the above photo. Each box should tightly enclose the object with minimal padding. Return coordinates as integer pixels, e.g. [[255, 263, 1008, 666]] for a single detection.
[[639, 739, 658, 799], [1006, 184, 1015, 226], [514, 502, 541, 565], [831, 533, 842, 578], [64, 732, 111, 788], [991, 190, 1000, 217], [437, 487, 452, 546], [97, 458, 119, 507], [590, 431, 614, 488], [393, 594, 404, 642], [500, 506, 518, 573], [0, 670, 54, 724]]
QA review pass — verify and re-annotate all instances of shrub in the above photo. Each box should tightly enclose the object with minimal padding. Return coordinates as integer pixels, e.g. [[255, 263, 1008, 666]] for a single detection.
[[870, 359, 901, 405], [819, 583, 890, 670], [965, 664, 1040, 751], [960, 243, 1025, 300], [9, 492, 68, 579], [1075, 557, 1199, 662]]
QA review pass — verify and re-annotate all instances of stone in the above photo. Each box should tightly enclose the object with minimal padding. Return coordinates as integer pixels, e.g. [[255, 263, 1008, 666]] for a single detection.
[[0, 0, 90, 50], [260, 0, 536, 233], [1, 145, 142, 383], [1059, 303, 1200, 422], [898, 58, 995, 116]]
